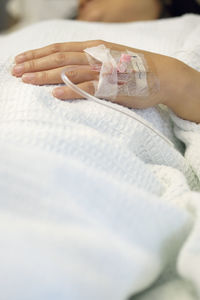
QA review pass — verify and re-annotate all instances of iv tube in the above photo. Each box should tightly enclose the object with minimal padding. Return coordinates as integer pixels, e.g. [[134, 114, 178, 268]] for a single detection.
[[61, 67, 174, 148]]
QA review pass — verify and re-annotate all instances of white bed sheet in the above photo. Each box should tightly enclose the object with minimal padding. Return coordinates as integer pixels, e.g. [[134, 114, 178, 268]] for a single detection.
[[0, 14, 200, 300]]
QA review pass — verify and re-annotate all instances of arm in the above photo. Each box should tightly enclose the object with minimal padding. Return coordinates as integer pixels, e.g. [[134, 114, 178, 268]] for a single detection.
[[12, 40, 200, 123], [165, 63, 200, 124]]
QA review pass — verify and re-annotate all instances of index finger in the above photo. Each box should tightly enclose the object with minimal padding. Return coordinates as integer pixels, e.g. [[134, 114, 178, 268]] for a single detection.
[[15, 40, 106, 64]]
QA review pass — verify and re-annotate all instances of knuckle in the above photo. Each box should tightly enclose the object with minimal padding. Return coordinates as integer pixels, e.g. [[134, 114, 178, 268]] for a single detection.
[[67, 70, 77, 80], [26, 60, 36, 70], [54, 52, 67, 64], [94, 39, 105, 45], [86, 40, 105, 48], [51, 43, 61, 53], [29, 50, 37, 60], [39, 71, 49, 82]]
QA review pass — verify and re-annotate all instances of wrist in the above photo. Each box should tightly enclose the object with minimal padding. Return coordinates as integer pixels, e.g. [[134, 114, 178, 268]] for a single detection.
[[164, 61, 200, 123]]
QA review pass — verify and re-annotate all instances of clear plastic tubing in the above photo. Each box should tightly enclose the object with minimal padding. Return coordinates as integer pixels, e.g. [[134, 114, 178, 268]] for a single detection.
[[61, 66, 174, 148]]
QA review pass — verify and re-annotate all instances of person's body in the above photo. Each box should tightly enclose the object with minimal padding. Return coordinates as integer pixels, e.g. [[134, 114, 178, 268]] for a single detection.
[[78, 0, 200, 22], [5, 0, 200, 32]]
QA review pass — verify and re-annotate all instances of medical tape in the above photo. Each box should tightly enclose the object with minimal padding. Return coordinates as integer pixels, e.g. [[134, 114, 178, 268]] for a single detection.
[[127, 51, 148, 96], [84, 44, 150, 99]]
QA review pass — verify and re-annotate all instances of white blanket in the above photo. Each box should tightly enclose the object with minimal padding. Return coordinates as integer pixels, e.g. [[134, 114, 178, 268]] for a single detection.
[[0, 15, 200, 300]]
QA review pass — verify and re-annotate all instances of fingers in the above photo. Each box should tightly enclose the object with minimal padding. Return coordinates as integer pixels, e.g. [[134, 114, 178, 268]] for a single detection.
[[12, 52, 90, 77], [15, 40, 107, 64], [21, 65, 99, 85], [53, 81, 96, 100], [22, 67, 65, 85]]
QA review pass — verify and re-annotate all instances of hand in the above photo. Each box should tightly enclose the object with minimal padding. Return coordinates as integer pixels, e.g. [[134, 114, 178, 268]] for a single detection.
[[12, 40, 168, 109], [77, 0, 162, 22], [12, 39, 200, 123]]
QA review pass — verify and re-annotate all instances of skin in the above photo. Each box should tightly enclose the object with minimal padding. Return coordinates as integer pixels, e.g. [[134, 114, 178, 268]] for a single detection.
[[12, 40, 200, 123], [77, 0, 162, 22]]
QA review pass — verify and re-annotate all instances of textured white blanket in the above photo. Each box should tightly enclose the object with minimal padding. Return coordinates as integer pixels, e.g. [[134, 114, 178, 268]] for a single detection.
[[0, 14, 200, 300]]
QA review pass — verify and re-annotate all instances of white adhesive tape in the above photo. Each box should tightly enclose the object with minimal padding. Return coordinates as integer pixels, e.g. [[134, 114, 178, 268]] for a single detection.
[[84, 44, 149, 99]]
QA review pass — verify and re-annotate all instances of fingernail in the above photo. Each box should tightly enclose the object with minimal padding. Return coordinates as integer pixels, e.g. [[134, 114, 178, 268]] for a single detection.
[[15, 54, 26, 64], [53, 88, 65, 98], [12, 64, 24, 75], [22, 73, 35, 83]]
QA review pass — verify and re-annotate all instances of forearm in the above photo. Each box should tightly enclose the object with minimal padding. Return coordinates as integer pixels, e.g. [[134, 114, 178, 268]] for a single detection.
[[164, 62, 200, 124]]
